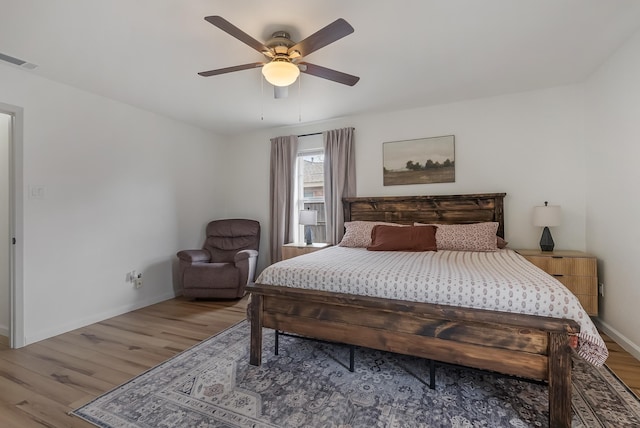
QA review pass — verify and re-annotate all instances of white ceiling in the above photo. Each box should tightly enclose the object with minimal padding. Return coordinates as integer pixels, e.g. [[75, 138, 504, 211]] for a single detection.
[[2, 0, 640, 136]]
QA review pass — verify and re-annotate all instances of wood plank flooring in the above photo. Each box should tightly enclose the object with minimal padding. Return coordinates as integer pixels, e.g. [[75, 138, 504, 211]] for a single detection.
[[0, 297, 638, 427], [0, 297, 248, 428], [601, 333, 640, 396]]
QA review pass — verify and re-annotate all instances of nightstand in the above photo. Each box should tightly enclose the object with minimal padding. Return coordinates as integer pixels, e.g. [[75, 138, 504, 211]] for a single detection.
[[516, 249, 598, 316], [281, 243, 331, 260]]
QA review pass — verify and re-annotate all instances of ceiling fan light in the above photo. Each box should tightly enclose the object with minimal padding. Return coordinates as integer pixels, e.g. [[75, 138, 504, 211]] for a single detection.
[[262, 60, 300, 87]]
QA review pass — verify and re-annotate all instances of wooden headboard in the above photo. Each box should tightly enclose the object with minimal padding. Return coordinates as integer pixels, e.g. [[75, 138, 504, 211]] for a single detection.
[[343, 193, 506, 238]]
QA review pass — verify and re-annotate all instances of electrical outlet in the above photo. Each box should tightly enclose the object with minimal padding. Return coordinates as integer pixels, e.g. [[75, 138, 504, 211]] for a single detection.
[[135, 273, 143, 288], [598, 282, 604, 297]]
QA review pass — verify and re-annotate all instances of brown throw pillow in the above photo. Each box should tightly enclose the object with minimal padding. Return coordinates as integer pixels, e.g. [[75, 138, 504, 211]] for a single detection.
[[367, 225, 437, 252]]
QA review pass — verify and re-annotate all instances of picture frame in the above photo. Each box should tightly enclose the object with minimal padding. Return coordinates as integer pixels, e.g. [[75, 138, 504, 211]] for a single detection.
[[383, 135, 455, 186]]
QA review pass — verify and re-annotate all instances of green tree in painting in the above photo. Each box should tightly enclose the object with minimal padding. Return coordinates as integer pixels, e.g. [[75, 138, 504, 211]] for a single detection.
[[405, 158, 455, 171], [406, 160, 424, 171]]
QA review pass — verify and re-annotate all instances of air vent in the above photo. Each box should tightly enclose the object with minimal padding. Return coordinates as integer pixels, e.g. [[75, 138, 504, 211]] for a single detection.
[[0, 52, 38, 70]]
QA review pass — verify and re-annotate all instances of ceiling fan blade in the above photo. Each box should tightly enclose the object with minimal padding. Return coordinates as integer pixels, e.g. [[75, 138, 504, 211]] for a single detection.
[[204, 16, 272, 55], [288, 18, 354, 57], [198, 62, 264, 77], [299, 62, 360, 86]]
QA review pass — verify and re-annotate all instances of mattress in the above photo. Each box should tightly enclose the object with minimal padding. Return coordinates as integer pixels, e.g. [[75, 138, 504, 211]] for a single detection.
[[256, 247, 608, 367]]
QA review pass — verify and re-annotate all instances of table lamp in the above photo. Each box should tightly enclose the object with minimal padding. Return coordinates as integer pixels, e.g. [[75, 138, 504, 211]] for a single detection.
[[533, 201, 561, 252], [299, 209, 318, 245]]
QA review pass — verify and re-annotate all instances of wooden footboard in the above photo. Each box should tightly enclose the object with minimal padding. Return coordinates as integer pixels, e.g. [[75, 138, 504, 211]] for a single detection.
[[246, 284, 579, 428]]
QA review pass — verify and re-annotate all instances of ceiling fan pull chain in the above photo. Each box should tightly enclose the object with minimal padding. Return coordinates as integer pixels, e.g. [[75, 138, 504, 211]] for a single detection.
[[260, 74, 264, 121], [298, 76, 302, 122]]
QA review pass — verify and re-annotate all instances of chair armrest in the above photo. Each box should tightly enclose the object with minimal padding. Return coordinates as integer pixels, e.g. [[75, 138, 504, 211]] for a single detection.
[[234, 249, 259, 286], [234, 249, 258, 263], [177, 249, 211, 263]]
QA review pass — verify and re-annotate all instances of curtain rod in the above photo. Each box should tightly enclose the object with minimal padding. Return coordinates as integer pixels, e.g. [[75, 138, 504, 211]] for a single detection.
[[297, 132, 322, 138]]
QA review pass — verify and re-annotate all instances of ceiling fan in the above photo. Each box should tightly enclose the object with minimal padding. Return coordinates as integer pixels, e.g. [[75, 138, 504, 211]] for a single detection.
[[198, 16, 360, 95]]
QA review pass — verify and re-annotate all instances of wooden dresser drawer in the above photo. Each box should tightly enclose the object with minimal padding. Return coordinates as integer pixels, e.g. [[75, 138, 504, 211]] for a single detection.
[[524, 256, 596, 276], [517, 249, 598, 316], [281, 243, 331, 260], [555, 275, 597, 295]]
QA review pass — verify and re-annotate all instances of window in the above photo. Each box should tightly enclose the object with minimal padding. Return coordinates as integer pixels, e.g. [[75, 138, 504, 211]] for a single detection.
[[295, 146, 326, 244]]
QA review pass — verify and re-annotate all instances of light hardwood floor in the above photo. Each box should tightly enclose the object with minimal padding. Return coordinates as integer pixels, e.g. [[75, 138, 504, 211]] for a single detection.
[[0, 297, 638, 427], [0, 297, 248, 428], [601, 333, 640, 397]]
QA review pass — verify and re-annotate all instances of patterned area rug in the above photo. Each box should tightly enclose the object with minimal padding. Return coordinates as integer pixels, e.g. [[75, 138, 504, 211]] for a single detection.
[[72, 321, 640, 427]]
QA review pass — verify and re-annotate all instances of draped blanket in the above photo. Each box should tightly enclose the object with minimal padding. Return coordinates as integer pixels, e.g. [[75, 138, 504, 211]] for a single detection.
[[256, 247, 608, 366]]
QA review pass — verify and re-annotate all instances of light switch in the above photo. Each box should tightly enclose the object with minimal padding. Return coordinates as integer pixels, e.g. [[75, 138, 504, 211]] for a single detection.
[[29, 185, 45, 199]]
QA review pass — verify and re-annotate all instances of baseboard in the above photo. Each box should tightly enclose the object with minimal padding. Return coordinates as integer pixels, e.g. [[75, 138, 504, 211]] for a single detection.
[[24, 291, 178, 346], [595, 318, 640, 361], [0, 324, 8, 337]]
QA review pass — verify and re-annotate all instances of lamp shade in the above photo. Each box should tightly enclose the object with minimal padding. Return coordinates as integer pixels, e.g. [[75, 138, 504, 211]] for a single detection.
[[299, 209, 318, 226], [532, 204, 561, 227], [262, 60, 300, 87]]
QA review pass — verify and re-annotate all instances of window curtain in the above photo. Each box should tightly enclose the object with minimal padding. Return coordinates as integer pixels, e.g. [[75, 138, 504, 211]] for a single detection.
[[269, 135, 299, 263], [323, 127, 356, 245]]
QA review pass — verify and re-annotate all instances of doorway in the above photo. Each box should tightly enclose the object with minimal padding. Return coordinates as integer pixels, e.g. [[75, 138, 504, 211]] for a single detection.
[[0, 113, 9, 346], [0, 102, 24, 348]]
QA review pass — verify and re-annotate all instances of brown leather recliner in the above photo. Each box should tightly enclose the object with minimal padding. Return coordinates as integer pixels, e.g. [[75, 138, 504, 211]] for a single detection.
[[177, 219, 260, 299]]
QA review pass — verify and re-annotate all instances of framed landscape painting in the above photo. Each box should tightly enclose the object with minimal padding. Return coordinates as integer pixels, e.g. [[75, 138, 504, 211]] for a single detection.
[[383, 135, 455, 186]]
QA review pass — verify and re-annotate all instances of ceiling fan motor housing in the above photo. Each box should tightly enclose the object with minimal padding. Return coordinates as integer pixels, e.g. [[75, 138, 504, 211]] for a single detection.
[[266, 31, 296, 56]]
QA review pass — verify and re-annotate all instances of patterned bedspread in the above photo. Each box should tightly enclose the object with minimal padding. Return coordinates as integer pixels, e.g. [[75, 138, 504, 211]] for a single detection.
[[256, 247, 608, 366]]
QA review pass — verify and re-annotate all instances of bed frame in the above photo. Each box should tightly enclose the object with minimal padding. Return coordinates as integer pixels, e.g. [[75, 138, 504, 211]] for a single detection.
[[246, 193, 579, 427]]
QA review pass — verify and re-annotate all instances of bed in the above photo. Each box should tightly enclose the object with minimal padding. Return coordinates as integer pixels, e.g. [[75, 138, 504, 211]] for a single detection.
[[246, 193, 606, 427]]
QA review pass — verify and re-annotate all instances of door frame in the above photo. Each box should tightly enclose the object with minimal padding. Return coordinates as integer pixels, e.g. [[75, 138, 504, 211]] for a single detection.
[[0, 102, 24, 348]]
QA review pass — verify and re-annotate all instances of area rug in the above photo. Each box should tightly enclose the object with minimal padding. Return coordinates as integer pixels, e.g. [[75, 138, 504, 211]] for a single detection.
[[72, 320, 640, 427]]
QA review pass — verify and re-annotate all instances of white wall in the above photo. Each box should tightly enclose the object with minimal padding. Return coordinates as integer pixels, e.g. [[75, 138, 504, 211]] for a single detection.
[[225, 84, 588, 271], [1, 29, 635, 359], [0, 65, 227, 345], [585, 29, 640, 358], [4, 31, 636, 357], [0, 113, 9, 337]]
